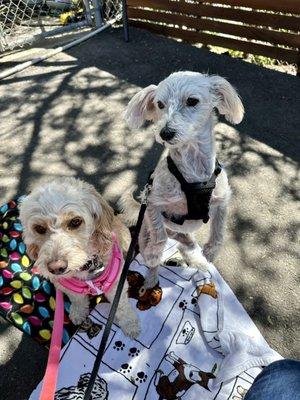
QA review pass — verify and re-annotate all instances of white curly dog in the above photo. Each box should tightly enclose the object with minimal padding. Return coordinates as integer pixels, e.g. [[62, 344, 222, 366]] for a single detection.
[[19, 177, 140, 338], [122, 71, 244, 289]]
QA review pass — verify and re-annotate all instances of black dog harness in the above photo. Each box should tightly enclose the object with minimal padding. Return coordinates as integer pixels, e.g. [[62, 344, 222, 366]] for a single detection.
[[162, 156, 222, 225]]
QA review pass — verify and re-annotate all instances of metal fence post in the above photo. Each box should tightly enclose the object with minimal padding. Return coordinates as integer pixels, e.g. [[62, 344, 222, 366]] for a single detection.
[[83, 0, 93, 26], [0, 26, 5, 52], [92, 0, 103, 28]]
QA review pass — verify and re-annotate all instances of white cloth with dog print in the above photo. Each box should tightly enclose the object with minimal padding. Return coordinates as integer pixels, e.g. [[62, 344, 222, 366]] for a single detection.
[[30, 240, 281, 400]]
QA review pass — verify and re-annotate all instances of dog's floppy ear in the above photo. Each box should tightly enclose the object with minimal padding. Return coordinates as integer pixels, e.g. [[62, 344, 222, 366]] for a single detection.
[[209, 76, 244, 124], [124, 84, 158, 129], [83, 184, 114, 253], [93, 193, 114, 241], [94, 194, 114, 238]]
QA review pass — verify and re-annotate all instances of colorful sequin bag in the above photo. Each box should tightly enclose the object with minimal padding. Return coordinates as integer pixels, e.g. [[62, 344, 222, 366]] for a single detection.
[[0, 198, 77, 347]]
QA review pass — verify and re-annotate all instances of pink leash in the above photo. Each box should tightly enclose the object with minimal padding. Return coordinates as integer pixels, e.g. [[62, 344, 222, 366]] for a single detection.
[[39, 289, 64, 400]]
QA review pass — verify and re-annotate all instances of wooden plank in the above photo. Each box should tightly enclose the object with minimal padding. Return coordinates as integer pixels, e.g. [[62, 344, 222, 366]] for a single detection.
[[129, 21, 300, 64], [127, 0, 300, 32], [128, 8, 300, 48], [197, 0, 300, 14]]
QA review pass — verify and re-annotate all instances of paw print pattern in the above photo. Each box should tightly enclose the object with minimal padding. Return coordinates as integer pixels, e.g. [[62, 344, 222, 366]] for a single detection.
[[191, 297, 198, 306], [128, 347, 140, 357], [119, 363, 132, 374], [135, 371, 147, 383], [179, 300, 188, 310], [113, 340, 125, 351]]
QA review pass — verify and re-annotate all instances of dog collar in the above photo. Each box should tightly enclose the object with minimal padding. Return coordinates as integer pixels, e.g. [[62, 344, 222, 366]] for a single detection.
[[162, 156, 222, 225], [58, 233, 122, 296]]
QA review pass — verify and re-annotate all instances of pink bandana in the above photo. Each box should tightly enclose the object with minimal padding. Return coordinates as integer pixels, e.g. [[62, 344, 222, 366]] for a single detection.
[[58, 233, 122, 296]]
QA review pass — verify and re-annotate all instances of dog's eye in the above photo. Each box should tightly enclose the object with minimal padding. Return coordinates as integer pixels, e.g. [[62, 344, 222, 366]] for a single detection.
[[68, 217, 83, 229], [186, 97, 199, 107], [157, 100, 165, 109], [34, 225, 47, 235]]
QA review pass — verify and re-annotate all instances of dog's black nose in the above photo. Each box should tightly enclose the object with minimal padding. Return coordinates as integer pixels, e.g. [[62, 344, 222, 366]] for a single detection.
[[48, 266, 67, 275], [47, 260, 68, 275], [160, 126, 176, 141]]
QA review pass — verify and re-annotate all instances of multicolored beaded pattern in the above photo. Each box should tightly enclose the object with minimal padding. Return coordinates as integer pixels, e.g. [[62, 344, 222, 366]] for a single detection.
[[0, 198, 78, 347]]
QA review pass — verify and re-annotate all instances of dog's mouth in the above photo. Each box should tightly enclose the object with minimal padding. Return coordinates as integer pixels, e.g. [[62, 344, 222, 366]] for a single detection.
[[67, 254, 105, 277], [80, 254, 101, 272]]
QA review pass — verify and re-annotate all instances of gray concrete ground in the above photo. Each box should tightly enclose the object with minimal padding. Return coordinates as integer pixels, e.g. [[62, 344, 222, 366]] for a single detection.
[[0, 26, 299, 400]]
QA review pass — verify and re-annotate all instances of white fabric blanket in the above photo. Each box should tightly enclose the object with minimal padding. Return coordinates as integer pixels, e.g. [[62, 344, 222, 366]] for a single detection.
[[30, 240, 281, 400]]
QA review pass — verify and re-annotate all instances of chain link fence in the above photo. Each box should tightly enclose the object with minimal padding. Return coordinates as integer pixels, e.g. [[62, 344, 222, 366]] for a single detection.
[[0, 0, 122, 52]]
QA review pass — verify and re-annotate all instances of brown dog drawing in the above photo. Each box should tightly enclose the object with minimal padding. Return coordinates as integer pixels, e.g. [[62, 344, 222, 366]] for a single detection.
[[196, 281, 218, 299], [127, 270, 162, 311], [91, 271, 162, 312], [155, 351, 215, 400]]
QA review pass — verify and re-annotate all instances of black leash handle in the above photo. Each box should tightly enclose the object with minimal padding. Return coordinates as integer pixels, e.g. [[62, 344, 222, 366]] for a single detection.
[[83, 178, 152, 400]]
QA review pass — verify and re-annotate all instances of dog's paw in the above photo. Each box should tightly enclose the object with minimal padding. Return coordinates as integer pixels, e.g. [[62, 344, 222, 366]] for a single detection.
[[203, 242, 220, 262], [70, 313, 88, 326], [119, 315, 141, 339], [69, 304, 89, 326]]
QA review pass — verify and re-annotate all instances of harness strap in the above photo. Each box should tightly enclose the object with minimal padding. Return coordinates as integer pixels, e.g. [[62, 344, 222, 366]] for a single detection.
[[167, 156, 189, 191], [167, 156, 222, 192], [165, 156, 222, 224]]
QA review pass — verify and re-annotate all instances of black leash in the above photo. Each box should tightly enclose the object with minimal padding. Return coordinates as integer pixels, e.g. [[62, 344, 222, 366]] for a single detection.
[[83, 176, 153, 400]]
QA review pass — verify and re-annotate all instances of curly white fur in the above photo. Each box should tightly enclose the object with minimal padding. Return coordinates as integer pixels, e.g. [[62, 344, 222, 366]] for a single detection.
[[19, 177, 140, 338], [123, 71, 244, 288]]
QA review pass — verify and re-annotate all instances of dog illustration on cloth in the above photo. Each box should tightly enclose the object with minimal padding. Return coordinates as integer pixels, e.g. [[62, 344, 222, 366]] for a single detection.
[[54, 373, 108, 400], [127, 270, 162, 310], [154, 351, 215, 400]]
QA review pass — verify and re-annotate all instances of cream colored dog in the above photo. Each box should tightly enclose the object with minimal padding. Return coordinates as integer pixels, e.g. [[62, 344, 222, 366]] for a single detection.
[[19, 177, 140, 338], [123, 71, 244, 289]]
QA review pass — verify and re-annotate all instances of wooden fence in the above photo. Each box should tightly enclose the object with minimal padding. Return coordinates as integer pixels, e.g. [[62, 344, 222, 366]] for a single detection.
[[126, 0, 300, 68]]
